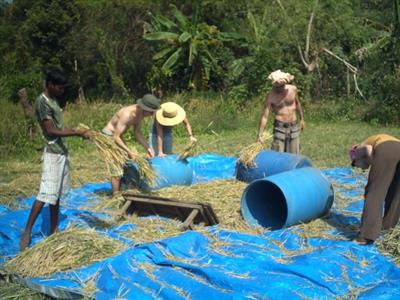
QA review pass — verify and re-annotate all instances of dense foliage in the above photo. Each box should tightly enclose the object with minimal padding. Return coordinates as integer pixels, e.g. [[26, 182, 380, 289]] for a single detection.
[[0, 0, 399, 122]]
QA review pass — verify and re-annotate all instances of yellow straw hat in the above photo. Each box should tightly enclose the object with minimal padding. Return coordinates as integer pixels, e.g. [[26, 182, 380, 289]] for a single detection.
[[156, 102, 186, 126]]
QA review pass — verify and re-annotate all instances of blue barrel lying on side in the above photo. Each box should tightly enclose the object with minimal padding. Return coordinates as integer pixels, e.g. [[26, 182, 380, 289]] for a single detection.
[[121, 155, 193, 191], [236, 150, 313, 183], [241, 167, 334, 229]]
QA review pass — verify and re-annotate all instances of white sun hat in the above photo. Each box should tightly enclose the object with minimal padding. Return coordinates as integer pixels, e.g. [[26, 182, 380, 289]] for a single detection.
[[156, 102, 186, 126], [268, 69, 294, 86]]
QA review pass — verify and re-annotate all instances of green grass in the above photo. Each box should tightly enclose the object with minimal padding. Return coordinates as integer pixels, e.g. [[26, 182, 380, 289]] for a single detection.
[[1, 94, 400, 202], [0, 280, 46, 300]]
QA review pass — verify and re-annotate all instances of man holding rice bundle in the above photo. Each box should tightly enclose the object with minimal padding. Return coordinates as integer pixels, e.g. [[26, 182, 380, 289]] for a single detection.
[[20, 70, 90, 251], [257, 69, 305, 154], [349, 134, 400, 245], [102, 94, 161, 196], [149, 102, 197, 157]]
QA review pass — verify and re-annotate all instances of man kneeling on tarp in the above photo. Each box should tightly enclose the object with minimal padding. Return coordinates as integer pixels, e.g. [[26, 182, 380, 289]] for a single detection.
[[349, 134, 400, 245]]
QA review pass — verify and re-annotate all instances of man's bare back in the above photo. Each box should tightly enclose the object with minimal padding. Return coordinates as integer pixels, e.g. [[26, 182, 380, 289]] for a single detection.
[[102, 94, 161, 197], [103, 104, 142, 134]]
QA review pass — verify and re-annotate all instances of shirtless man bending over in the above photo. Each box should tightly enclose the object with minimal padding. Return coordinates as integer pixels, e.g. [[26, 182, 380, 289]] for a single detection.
[[102, 94, 161, 196], [257, 70, 305, 154]]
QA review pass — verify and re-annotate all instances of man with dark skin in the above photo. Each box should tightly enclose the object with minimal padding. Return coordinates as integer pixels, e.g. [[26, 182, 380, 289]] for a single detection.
[[257, 70, 305, 154], [20, 70, 90, 251], [102, 94, 161, 196]]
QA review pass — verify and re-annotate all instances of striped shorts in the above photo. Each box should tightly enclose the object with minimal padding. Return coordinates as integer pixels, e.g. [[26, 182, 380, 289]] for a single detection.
[[37, 151, 70, 205]]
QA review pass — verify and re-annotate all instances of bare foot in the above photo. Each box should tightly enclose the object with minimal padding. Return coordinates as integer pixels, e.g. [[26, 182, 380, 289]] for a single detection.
[[354, 236, 373, 245], [19, 231, 31, 251]]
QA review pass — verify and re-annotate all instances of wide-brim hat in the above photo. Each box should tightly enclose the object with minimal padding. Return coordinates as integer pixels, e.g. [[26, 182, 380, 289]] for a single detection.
[[137, 94, 161, 112], [156, 102, 186, 126]]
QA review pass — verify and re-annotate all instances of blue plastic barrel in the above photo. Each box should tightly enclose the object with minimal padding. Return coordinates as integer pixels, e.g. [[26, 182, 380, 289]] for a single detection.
[[236, 150, 313, 183], [121, 155, 193, 191], [241, 167, 334, 229]]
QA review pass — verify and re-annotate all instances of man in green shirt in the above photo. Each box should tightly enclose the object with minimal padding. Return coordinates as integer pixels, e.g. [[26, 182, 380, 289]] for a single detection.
[[20, 69, 90, 251]]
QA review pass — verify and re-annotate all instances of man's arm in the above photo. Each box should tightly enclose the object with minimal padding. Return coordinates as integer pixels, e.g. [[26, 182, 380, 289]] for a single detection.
[[295, 88, 305, 130], [183, 118, 197, 143], [257, 95, 272, 143], [112, 118, 136, 159], [133, 122, 154, 158], [155, 121, 166, 157], [41, 119, 89, 138]]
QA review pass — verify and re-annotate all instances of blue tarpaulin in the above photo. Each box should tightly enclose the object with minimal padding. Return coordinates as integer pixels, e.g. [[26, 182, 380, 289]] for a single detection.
[[1, 154, 400, 299]]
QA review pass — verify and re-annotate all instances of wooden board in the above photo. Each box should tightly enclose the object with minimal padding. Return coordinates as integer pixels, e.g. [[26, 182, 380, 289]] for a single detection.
[[122, 191, 219, 229]]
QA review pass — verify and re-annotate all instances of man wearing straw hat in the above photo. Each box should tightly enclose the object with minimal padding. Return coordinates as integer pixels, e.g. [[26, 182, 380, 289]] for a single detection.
[[150, 102, 197, 157], [257, 69, 305, 154], [349, 134, 400, 245], [20, 69, 90, 251], [102, 94, 161, 196]]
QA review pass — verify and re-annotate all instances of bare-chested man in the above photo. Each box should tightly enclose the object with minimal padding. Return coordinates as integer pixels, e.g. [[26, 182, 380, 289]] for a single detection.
[[257, 70, 305, 154], [102, 94, 161, 196]]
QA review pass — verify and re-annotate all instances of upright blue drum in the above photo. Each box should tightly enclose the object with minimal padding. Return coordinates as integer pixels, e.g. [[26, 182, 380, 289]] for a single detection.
[[241, 167, 334, 229], [121, 155, 193, 191], [236, 150, 313, 183]]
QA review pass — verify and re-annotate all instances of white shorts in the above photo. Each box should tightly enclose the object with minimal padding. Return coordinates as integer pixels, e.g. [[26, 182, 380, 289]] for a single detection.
[[37, 151, 70, 205]]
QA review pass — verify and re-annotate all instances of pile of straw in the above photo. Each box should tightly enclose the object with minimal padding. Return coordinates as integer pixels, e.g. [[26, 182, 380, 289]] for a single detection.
[[5, 227, 127, 278], [95, 193, 126, 211], [77, 124, 156, 187], [178, 140, 198, 160], [154, 179, 267, 235], [122, 215, 183, 244], [238, 133, 273, 168], [376, 226, 400, 265]]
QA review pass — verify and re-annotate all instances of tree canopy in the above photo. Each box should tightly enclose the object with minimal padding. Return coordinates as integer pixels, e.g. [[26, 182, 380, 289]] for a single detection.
[[0, 0, 399, 122]]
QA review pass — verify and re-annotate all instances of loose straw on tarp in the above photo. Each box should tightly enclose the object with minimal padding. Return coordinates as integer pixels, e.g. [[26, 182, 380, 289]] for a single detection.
[[5, 227, 127, 278]]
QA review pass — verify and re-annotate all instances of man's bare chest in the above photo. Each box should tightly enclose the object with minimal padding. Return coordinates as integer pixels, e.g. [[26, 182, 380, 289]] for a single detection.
[[271, 94, 296, 109]]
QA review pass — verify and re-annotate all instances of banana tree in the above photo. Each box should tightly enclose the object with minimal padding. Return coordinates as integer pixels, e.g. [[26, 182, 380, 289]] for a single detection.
[[144, 4, 238, 90]]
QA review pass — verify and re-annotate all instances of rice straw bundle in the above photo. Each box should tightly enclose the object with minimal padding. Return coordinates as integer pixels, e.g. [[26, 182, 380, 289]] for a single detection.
[[178, 140, 198, 160], [77, 124, 156, 187], [238, 133, 273, 168], [77, 124, 127, 177], [5, 227, 127, 278], [133, 155, 157, 187]]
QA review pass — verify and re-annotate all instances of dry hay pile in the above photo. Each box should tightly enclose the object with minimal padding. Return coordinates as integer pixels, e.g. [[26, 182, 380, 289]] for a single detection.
[[78, 124, 156, 187], [153, 179, 267, 235], [122, 215, 184, 244], [376, 226, 400, 266], [94, 192, 126, 211], [238, 133, 273, 168], [5, 227, 127, 278]]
